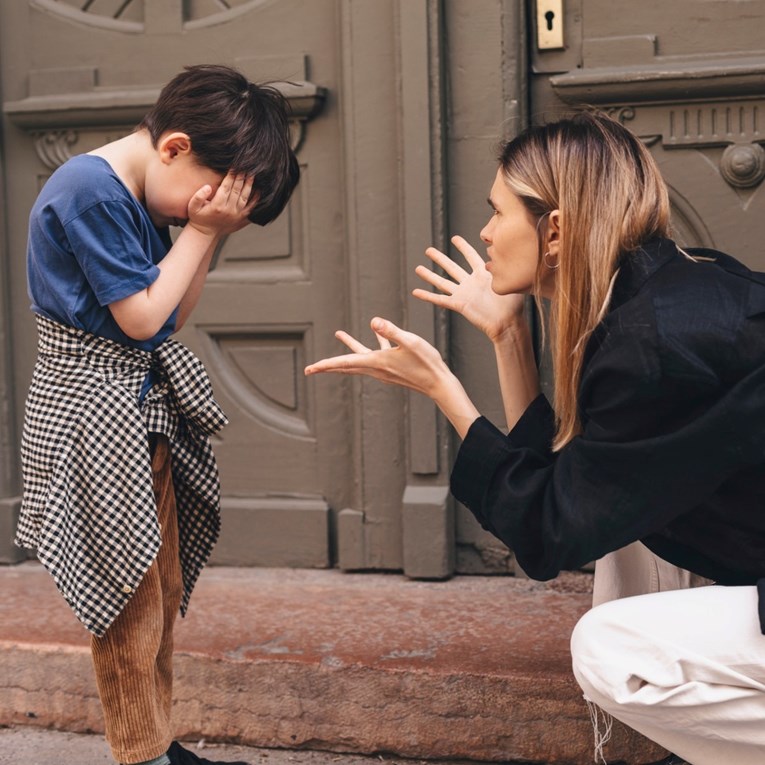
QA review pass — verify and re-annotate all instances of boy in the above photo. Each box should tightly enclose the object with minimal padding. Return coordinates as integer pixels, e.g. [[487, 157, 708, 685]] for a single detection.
[[16, 65, 300, 765]]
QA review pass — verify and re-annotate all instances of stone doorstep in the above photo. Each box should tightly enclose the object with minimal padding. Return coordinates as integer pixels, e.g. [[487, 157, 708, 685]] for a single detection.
[[0, 564, 666, 765]]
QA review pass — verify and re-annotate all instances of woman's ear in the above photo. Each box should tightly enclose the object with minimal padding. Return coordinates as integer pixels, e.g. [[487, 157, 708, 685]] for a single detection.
[[547, 209, 561, 256], [158, 132, 192, 164]]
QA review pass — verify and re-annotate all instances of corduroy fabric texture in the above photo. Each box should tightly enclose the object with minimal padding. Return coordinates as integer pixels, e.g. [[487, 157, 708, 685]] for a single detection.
[[91, 434, 183, 764]]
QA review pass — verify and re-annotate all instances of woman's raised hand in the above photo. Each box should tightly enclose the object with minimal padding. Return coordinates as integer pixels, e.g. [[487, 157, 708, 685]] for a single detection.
[[414, 235, 526, 342], [305, 317, 480, 438], [305, 317, 451, 398]]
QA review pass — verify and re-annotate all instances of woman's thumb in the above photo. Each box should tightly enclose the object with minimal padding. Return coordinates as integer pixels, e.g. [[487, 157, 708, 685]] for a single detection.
[[371, 317, 404, 343]]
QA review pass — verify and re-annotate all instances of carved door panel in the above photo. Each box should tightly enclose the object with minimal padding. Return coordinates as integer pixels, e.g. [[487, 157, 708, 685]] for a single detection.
[[532, 0, 765, 265], [1, 0, 351, 566]]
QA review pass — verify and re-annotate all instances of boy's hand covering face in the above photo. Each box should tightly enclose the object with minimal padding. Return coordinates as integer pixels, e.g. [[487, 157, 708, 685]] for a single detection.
[[186, 171, 257, 237]]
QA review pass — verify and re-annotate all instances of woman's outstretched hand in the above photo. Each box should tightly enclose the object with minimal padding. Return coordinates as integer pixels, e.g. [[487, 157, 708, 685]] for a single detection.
[[305, 317, 449, 397], [414, 235, 526, 342], [305, 317, 480, 438]]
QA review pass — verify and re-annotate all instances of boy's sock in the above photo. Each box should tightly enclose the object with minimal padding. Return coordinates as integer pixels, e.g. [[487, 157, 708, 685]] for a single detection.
[[167, 740, 251, 764], [132, 755, 171, 765]]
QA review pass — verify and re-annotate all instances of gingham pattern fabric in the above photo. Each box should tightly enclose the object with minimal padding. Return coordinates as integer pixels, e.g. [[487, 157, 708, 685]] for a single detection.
[[17, 315, 228, 636]]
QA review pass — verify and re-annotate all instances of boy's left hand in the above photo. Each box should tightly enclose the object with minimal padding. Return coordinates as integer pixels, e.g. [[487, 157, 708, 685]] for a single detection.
[[187, 171, 257, 237]]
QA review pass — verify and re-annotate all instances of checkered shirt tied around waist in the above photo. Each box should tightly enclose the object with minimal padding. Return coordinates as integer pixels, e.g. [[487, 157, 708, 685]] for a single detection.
[[17, 315, 229, 636]]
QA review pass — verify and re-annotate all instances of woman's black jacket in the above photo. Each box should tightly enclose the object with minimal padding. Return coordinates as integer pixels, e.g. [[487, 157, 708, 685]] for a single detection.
[[450, 237, 765, 628]]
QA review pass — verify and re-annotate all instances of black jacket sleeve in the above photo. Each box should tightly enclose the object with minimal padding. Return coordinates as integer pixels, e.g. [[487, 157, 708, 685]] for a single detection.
[[450, 319, 765, 581]]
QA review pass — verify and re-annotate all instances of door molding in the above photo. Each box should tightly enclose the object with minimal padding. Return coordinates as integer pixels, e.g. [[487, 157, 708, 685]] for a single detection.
[[397, 0, 453, 579], [0, 74, 24, 563], [4, 75, 327, 163], [551, 55, 765, 105]]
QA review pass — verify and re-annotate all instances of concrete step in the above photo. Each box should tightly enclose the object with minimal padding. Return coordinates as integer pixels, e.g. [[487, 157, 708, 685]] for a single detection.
[[0, 563, 665, 765]]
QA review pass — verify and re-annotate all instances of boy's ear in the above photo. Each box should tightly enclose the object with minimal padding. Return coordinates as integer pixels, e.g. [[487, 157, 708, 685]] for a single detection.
[[158, 132, 192, 163], [547, 209, 561, 256]]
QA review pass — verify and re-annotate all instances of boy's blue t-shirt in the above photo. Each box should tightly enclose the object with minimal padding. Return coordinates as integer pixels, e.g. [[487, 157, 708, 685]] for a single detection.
[[27, 154, 177, 352]]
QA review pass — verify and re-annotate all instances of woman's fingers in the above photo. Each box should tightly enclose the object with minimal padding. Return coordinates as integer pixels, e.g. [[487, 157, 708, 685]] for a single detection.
[[305, 353, 372, 376], [369, 317, 406, 344], [450, 235, 487, 271], [305, 318, 444, 401], [331, 324, 398, 355], [307, 327, 393, 374], [335, 330, 370, 354], [424, 246, 469, 282], [415, 264, 456, 295], [412, 288, 454, 309]]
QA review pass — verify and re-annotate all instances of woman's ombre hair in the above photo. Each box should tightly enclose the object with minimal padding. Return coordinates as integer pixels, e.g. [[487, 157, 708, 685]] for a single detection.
[[498, 111, 671, 450]]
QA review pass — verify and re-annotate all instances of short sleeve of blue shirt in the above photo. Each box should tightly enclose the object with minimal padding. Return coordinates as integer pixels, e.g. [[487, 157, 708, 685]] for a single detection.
[[27, 154, 176, 352], [65, 199, 161, 307]]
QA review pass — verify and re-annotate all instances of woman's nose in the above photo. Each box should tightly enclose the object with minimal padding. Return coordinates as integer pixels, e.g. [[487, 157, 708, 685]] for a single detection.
[[480, 223, 491, 244]]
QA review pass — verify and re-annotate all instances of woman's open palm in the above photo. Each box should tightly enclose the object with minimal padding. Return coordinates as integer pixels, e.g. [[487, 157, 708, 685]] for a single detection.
[[414, 235, 525, 342], [304, 318, 449, 399]]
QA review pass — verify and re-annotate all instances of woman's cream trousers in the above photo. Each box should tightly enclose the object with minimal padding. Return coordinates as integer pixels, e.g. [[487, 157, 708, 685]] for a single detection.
[[573, 543, 765, 765]]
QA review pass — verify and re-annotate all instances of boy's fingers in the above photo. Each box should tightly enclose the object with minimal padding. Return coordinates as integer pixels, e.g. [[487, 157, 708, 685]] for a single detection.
[[218, 171, 236, 198], [238, 176, 257, 211], [187, 185, 212, 214], [224, 173, 255, 210], [244, 191, 260, 213], [231, 173, 248, 202]]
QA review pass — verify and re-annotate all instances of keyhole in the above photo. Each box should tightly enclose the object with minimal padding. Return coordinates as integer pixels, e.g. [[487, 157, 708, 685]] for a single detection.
[[545, 10, 555, 31]]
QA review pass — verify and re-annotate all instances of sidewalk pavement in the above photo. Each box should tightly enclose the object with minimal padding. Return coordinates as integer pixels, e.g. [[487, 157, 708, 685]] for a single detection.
[[0, 563, 666, 765], [0, 726, 476, 765]]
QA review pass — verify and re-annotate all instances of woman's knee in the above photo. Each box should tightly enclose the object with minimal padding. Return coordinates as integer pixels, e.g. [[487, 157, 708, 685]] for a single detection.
[[570, 601, 630, 707]]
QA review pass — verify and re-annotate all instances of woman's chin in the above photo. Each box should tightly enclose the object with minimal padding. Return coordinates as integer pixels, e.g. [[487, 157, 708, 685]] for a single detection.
[[489, 276, 513, 295]]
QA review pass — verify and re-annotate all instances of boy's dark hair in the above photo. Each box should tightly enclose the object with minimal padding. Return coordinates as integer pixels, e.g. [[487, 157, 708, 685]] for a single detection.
[[139, 64, 300, 226]]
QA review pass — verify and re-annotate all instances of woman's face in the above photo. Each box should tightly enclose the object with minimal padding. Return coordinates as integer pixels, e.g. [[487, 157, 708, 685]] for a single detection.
[[480, 168, 557, 299]]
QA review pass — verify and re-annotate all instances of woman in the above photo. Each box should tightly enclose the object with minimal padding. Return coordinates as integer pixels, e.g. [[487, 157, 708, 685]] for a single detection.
[[305, 112, 765, 765]]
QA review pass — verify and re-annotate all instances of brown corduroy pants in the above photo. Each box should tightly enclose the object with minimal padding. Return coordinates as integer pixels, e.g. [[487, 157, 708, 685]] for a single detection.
[[91, 433, 183, 764]]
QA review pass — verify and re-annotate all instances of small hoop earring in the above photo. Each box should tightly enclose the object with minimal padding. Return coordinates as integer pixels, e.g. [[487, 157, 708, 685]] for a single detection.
[[543, 251, 560, 270]]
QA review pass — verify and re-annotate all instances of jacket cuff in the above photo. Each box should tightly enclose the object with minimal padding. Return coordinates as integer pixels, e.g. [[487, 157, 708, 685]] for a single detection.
[[450, 416, 512, 516], [507, 393, 555, 455], [450, 395, 555, 518]]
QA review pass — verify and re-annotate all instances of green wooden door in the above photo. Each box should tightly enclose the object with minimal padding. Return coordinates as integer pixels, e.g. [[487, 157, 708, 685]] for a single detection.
[[0, 0, 347, 567]]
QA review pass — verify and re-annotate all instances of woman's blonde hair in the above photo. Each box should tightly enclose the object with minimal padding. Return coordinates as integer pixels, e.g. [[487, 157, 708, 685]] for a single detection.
[[499, 111, 671, 450]]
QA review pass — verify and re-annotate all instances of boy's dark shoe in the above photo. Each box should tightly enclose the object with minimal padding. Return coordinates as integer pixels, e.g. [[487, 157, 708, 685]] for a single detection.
[[167, 741, 251, 765], [643, 756, 689, 765]]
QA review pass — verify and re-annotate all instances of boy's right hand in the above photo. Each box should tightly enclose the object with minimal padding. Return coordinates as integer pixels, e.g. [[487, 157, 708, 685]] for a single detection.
[[186, 171, 256, 238]]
